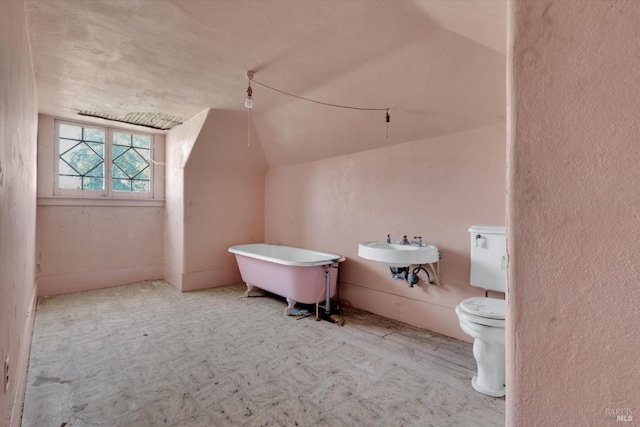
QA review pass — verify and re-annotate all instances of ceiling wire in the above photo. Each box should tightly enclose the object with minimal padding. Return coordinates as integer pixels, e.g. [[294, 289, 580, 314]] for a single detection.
[[250, 78, 391, 137], [251, 79, 389, 112]]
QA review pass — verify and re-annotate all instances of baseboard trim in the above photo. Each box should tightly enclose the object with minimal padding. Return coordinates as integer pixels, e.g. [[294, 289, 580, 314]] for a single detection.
[[37, 265, 163, 296], [181, 267, 241, 292], [9, 282, 38, 427], [339, 282, 471, 342]]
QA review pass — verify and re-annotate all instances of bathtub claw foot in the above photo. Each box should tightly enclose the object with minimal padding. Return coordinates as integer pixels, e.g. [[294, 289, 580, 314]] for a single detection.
[[285, 298, 297, 316], [244, 283, 255, 298]]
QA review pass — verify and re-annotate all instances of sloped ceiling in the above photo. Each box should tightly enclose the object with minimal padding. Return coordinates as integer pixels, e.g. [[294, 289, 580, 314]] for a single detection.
[[25, 0, 506, 168]]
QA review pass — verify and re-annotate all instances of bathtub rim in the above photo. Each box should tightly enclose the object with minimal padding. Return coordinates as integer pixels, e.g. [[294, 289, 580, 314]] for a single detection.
[[228, 243, 346, 267]]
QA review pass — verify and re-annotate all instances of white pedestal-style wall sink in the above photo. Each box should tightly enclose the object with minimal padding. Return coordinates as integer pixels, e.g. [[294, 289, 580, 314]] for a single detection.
[[358, 241, 439, 267]]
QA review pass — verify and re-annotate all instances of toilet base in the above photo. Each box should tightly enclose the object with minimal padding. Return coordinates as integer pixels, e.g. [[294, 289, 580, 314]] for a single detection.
[[456, 304, 505, 398], [472, 375, 505, 398]]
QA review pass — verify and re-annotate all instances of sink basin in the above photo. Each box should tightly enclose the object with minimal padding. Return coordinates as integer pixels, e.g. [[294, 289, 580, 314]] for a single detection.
[[358, 241, 439, 267]]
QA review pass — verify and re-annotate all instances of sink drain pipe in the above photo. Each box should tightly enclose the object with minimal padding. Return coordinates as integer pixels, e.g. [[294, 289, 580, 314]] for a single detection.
[[325, 267, 331, 315]]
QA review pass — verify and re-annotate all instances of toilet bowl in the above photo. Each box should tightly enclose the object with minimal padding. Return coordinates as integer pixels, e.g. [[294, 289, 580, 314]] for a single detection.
[[456, 297, 505, 397]]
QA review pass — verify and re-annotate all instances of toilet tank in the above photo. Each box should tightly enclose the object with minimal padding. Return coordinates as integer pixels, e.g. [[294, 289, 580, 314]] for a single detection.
[[469, 225, 506, 293]]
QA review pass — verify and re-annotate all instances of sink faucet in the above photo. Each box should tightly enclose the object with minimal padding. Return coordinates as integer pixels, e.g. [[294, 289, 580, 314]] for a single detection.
[[411, 236, 423, 247], [400, 235, 410, 245]]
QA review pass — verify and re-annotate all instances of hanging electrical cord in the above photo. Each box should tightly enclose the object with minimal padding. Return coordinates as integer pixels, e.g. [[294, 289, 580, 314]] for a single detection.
[[247, 107, 251, 147], [245, 71, 391, 138], [251, 78, 389, 112]]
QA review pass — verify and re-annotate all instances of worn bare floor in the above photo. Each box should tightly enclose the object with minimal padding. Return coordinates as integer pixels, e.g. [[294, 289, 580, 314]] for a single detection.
[[22, 280, 504, 426]]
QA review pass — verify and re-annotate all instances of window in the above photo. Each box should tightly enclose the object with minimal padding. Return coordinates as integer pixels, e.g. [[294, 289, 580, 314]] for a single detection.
[[55, 120, 154, 198]]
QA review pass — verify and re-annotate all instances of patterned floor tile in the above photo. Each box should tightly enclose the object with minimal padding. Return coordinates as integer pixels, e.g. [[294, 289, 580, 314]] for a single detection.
[[22, 280, 504, 426]]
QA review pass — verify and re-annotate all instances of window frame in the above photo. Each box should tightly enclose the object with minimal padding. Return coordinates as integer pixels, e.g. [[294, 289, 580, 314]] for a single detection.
[[54, 119, 155, 199]]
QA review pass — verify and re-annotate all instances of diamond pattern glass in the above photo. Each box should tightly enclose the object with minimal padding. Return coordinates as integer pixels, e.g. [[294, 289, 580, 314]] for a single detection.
[[58, 124, 105, 190], [112, 132, 151, 193]]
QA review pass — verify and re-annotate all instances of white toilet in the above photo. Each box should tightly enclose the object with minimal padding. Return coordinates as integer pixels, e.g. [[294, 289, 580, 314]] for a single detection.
[[455, 225, 506, 398]]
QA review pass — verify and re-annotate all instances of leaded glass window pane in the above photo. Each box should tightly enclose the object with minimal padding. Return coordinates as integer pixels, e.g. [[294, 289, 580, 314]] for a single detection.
[[113, 132, 132, 146], [58, 125, 105, 190], [84, 128, 105, 143], [112, 178, 131, 192], [132, 134, 150, 148], [132, 180, 150, 192], [59, 175, 82, 189], [59, 123, 82, 139], [137, 168, 150, 181], [112, 132, 151, 193]]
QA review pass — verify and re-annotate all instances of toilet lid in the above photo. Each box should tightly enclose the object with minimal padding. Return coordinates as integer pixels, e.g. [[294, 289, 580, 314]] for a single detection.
[[459, 297, 505, 320]]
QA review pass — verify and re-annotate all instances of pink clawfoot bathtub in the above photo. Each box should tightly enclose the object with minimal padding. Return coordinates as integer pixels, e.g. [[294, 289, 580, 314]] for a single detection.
[[228, 244, 345, 316]]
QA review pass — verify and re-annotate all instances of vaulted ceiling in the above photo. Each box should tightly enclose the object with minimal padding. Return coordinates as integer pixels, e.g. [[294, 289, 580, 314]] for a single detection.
[[26, 0, 506, 167]]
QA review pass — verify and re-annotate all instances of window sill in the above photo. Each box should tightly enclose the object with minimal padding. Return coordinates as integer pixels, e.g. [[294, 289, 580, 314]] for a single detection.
[[37, 196, 165, 207]]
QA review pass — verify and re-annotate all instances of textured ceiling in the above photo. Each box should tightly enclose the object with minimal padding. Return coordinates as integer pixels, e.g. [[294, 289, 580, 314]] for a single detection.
[[25, 0, 507, 167]]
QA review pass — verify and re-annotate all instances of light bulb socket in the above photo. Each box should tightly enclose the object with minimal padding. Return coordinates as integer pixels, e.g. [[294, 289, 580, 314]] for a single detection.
[[245, 81, 253, 109]]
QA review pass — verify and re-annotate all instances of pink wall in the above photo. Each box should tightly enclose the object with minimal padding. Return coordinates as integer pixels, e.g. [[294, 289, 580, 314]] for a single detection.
[[0, 1, 39, 425], [165, 109, 268, 291], [164, 109, 208, 289], [36, 206, 165, 295], [35, 115, 165, 295], [508, 0, 640, 424], [266, 123, 505, 341]]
